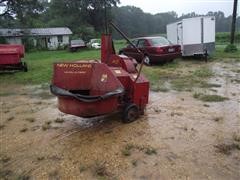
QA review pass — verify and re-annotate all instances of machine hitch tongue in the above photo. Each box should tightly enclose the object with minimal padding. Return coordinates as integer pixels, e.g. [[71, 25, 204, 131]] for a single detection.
[[51, 24, 149, 123]]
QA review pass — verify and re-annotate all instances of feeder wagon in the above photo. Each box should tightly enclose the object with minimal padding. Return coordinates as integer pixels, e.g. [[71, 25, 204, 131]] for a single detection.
[[0, 44, 28, 71]]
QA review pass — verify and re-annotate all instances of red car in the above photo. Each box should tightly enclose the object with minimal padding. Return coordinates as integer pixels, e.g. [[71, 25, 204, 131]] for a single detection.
[[119, 36, 181, 65]]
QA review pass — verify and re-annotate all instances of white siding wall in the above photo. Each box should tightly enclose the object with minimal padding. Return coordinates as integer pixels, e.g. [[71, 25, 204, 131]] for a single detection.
[[47, 36, 58, 50], [62, 35, 69, 45], [4, 35, 70, 50], [47, 35, 69, 50], [6, 37, 22, 44]]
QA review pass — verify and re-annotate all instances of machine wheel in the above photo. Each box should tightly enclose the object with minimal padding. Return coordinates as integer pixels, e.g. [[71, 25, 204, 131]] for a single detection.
[[143, 55, 151, 65], [122, 104, 139, 123], [23, 62, 28, 72]]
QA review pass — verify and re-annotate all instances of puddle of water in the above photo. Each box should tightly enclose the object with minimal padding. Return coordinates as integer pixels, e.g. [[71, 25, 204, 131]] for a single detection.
[[0, 62, 239, 179]]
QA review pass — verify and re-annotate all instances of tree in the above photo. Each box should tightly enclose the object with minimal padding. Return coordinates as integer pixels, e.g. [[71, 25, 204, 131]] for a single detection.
[[0, 0, 47, 28], [47, 0, 119, 39]]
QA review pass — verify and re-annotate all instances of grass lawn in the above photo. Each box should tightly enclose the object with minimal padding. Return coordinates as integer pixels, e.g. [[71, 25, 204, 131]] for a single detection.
[[0, 42, 239, 86], [214, 44, 240, 59]]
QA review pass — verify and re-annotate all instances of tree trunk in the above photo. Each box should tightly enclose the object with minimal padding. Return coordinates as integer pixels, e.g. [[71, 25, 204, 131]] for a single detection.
[[230, 0, 238, 44]]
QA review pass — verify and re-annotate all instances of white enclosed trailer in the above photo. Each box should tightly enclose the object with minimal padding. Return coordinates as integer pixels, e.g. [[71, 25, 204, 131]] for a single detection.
[[167, 16, 215, 56]]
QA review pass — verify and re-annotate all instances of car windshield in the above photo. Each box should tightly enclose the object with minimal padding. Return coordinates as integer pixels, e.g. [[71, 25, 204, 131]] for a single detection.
[[90, 39, 100, 43], [149, 37, 171, 46]]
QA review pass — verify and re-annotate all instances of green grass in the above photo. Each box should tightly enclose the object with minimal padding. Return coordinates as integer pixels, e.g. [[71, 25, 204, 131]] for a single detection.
[[192, 67, 214, 78], [216, 32, 240, 45], [193, 93, 229, 102], [214, 45, 240, 59], [169, 66, 214, 91]]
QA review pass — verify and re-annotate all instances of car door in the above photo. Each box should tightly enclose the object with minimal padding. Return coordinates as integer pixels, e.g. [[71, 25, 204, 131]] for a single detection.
[[122, 39, 139, 58], [136, 39, 149, 61]]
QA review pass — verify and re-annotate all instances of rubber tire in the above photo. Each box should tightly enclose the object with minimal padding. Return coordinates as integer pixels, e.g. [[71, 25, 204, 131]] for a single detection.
[[143, 55, 151, 66], [122, 104, 139, 123], [23, 62, 28, 72]]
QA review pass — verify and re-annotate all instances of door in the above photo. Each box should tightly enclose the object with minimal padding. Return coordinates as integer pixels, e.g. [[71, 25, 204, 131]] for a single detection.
[[177, 23, 183, 49], [136, 39, 147, 61], [123, 39, 140, 61]]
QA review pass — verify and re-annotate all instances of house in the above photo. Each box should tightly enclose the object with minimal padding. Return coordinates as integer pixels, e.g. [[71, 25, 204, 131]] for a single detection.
[[0, 27, 72, 50]]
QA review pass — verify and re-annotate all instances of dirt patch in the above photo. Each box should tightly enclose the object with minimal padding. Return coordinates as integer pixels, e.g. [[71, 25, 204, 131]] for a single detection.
[[0, 61, 239, 179], [215, 143, 240, 155]]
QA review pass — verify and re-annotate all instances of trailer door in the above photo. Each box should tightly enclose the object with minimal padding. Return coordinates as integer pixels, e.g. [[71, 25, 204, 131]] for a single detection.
[[203, 17, 215, 43], [177, 23, 183, 49]]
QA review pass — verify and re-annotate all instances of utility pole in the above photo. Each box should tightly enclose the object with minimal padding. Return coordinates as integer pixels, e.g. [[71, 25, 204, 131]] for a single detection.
[[230, 0, 238, 44]]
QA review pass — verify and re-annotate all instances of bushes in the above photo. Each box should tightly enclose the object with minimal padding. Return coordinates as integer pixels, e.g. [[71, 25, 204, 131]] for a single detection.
[[73, 26, 97, 41], [224, 44, 238, 53], [22, 37, 36, 52], [0, 37, 7, 44]]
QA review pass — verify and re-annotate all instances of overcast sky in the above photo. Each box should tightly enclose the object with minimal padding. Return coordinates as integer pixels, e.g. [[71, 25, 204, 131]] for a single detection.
[[120, 0, 237, 16]]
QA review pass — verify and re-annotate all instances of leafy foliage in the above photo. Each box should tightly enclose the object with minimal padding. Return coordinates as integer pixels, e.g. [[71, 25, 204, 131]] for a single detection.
[[0, 1, 239, 42], [112, 7, 240, 39], [0, 0, 47, 28], [216, 32, 240, 44], [0, 37, 6, 44]]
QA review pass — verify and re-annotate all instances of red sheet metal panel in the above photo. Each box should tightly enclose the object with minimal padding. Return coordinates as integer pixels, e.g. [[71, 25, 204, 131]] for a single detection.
[[53, 62, 93, 90], [0, 54, 20, 65], [58, 96, 119, 117], [90, 63, 123, 96], [52, 62, 125, 117], [0, 44, 25, 57], [0, 44, 24, 65], [101, 35, 115, 64], [53, 62, 123, 94]]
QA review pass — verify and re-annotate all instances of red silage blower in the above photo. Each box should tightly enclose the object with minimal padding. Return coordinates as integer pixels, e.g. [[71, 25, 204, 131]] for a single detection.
[[50, 23, 149, 123]]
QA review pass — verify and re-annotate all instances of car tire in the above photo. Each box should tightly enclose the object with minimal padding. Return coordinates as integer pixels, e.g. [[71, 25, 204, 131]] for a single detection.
[[143, 55, 151, 65], [122, 104, 139, 123]]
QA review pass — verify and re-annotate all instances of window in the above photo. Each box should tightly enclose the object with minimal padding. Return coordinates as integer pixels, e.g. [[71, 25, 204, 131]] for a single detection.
[[58, 35, 63, 43], [137, 39, 146, 48], [132, 40, 138, 46], [149, 37, 171, 46]]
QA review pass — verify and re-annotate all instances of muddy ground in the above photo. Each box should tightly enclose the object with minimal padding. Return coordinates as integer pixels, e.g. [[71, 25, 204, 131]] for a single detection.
[[0, 60, 240, 180]]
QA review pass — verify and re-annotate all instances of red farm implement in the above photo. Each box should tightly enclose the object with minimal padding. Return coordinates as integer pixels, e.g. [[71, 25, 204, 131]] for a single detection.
[[50, 23, 149, 123], [0, 44, 28, 72]]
